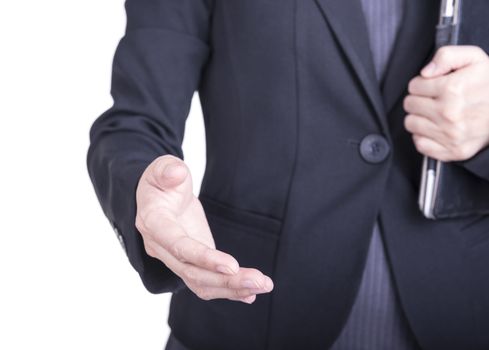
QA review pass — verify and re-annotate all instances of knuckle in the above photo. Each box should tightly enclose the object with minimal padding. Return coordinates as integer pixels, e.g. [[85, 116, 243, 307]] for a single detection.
[[445, 124, 463, 143], [135, 217, 142, 232], [407, 79, 417, 94], [436, 47, 451, 64], [224, 277, 233, 289], [182, 266, 198, 283], [138, 208, 161, 238], [234, 289, 249, 298], [443, 78, 464, 98], [414, 142, 423, 154], [144, 242, 157, 258], [413, 137, 425, 153], [439, 104, 460, 123], [196, 288, 213, 301], [135, 215, 146, 233], [404, 115, 414, 131], [403, 96, 412, 112], [453, 145, 472, 161], [200, 248, 214, 267], [169, 243, 180, 260], [170, 236, 187, 261], [192, 274, 206, 288]]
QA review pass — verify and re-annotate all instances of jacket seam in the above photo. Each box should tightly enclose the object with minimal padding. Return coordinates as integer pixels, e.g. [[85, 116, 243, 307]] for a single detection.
[[219, 3, 245, 202], [264, 1, 301, 348]]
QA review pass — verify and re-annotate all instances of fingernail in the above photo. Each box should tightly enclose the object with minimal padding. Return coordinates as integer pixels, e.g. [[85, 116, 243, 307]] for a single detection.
[[422, 62, 436, 76], [241, 279, 261, 289], [216, 265, 235, 275], [247, 288, 271, 294]]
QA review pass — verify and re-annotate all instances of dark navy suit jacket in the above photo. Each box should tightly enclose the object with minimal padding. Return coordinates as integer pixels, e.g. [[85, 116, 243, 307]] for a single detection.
[[87, 0, 489, 349]]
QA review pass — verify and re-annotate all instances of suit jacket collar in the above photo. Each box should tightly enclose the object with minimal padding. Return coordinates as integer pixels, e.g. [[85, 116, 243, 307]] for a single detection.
[[315, 0, 388, 135], [382, 0, 440, 114], [315, 0, 440, 132]]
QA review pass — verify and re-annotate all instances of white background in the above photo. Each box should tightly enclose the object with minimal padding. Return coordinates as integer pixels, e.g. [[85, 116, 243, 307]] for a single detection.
[[0, 1, 206, 349]]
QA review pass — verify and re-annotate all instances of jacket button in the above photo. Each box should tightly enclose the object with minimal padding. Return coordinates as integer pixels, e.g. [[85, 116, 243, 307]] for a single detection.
[[359, 134, 390, 164], [113, 226, 127, 253]]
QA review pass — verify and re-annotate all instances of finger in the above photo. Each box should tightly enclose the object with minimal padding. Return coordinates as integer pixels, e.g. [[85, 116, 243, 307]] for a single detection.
[[143, 214, 239, 274], [235, 268, 274, 291], [144, 237, 273, 292], [169, 235, 240, 274], [144, 240, 272, 303], [412, 135, 451, 161], [154, 247, 273, 292], [404, 114, 444, 142], [194, 286, 269, 303], [421, 46, 487, 78], [142, 235, 190, 281], [241, 295, 257, 304], [143, 236, 228, 284], [151, 155, 189, 191], [403, 95, 439, 122], [408, 75, 446, 98], [179, 264, 274, 290]]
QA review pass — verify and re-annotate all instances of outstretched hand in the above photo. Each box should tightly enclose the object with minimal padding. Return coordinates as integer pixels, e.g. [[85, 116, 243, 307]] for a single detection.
[[135, 155, 273, 304]]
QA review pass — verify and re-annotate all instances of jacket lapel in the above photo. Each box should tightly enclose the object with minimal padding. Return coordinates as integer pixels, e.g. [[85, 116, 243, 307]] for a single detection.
[[381, 0, 440, 114], [315, 0, 388, 134]]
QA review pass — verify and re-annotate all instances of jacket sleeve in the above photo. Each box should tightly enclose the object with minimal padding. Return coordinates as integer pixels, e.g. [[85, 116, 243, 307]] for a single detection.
[[86, 0, 214, 294], [455, 146, 489, 182]]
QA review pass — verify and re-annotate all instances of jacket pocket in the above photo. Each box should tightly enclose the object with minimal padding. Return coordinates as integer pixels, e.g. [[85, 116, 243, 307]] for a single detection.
[[167, 195, 282, 350], [199, 194, 281, 276], [199, 194, 282, 236]]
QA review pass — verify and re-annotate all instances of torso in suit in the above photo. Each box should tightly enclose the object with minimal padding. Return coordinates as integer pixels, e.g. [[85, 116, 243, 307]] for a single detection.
[[87, 0, 489, 349]]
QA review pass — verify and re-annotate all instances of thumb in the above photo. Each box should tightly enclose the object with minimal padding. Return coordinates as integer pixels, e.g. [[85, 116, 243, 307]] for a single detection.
[[153, 155, 189, 190], [421, 46, 487, 78]]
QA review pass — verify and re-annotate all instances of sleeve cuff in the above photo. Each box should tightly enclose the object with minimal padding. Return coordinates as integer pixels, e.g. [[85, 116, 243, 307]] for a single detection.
[[112, 158, 186, 294], [454, 145, 489, 181]]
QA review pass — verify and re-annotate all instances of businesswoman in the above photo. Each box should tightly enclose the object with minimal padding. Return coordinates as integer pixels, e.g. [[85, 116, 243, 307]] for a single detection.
[[87, 0, 489, 349]]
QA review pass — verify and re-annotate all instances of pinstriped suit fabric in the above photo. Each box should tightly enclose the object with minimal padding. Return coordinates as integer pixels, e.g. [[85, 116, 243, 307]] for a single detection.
[[362, 0, 405, 81], [329, 0, 421, 349], [329, 224, 421, 349]]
